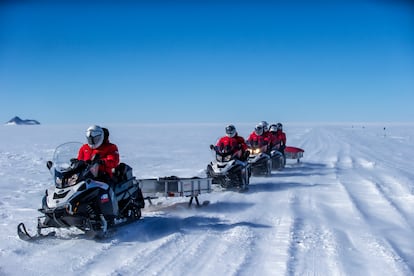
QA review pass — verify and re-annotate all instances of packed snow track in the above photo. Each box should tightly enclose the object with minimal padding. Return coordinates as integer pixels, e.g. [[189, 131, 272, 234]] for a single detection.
[[0, 123, 413, 275]]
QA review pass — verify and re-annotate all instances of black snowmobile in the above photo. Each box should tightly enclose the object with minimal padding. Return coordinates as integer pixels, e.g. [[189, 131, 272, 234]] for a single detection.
[[206, 144, 250, 191], [17, 142, 145, 241], [269, 148, 285, 170], [246, 140, 272, 176]]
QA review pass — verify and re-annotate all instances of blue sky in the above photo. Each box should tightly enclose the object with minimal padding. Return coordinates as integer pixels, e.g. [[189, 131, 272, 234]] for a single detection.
[[1, 0, 413, 124]]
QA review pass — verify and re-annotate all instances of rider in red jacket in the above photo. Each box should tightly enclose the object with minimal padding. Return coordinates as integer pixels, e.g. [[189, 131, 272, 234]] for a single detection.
[[247, 123, 269, 147], [269, 122, 286, 155], [268, 124, 281, 150], [275, 123, 286, 147], [77, 125, 120, 179], [225, 124, 249, 160], [213, 124, 248, 160]]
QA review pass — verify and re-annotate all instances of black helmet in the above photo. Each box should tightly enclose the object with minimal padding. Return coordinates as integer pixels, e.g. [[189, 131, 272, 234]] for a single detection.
[[277, 123, 283, 130], [102, 127, 109, 143]]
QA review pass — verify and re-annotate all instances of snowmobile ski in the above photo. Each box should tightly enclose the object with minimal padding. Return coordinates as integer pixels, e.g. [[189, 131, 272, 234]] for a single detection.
[[17, 223, 56, 242]]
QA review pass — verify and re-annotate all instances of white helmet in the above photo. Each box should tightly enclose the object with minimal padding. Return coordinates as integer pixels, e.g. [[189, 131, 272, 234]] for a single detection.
[[260, 121, 269, 132], [86, 125, 104, 149], [269, 124, 278, 132], [225, 124, 236, 138], [254, 124, 264, 136]]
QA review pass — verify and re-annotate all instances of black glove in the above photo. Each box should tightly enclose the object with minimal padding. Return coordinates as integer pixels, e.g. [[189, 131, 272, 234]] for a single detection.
[[91, 154, 104, 165], [242, 151, 250, 161], [96, 159, 105, 165], [91, 154, 100, 162], [70, 158, 86, 169], [70, 158, 79, 168]]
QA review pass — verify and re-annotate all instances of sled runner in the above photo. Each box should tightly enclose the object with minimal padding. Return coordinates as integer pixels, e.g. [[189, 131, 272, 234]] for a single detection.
[[284, 146, 304, 162], [138, 176, 212, 206]]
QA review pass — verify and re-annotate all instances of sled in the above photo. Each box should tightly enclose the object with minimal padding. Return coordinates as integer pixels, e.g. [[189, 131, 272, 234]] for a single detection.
[[284, 146, 304, 163], [138, 177, 212, 206]]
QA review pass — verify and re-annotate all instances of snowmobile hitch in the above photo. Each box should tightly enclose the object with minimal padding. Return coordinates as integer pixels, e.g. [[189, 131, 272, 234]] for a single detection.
[[188, 196, 200, 206]]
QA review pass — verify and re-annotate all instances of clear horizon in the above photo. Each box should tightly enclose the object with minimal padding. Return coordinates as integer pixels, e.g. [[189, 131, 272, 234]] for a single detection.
[[1, 1, 413, 124]]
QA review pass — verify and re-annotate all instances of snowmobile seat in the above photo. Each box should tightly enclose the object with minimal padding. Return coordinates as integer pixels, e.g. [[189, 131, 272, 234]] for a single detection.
[[112, 163, 134, 184]]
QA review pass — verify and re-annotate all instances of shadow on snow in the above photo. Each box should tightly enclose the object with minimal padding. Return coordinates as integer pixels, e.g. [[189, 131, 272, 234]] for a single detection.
[[249, 182, 326, 193], [113, 215, 271, 243], [272, 161, 331, 177]]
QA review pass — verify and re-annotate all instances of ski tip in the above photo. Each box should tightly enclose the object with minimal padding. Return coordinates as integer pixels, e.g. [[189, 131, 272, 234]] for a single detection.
[[17, 223, 57, 242], [17, 223, 34, 241]]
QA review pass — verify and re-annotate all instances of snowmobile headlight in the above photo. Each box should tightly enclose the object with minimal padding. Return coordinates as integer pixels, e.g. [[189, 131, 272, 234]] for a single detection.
[[55, 176, 63, 188], [66, 174, 79, 186], [252, 148, 261, 154], [55, 173, 79, 188], [216, 154, 232, 162]]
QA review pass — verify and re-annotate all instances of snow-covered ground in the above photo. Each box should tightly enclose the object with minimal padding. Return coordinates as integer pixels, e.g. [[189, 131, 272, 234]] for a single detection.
[[1, 123, 414, 276]]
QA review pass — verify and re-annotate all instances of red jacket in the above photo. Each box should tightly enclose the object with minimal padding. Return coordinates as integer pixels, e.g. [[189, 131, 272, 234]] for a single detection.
[[215, 136, 242, 158], [268, 132, 280, 150], [276, 130, 287, 146], [247, 131, 269, 147], [234, 134, 248, 151], [77, 142, 120, 177]]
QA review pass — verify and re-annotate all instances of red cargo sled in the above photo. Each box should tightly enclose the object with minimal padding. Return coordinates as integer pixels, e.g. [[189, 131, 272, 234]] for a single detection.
[[284, 146, 304, 163]]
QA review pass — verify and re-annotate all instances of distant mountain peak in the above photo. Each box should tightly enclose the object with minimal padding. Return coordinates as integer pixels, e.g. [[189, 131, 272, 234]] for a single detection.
[[5, 116, 40, 125]]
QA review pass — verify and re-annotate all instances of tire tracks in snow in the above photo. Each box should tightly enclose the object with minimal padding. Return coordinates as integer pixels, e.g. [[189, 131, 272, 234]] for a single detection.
[[72, 210, 257, 275], [331, 129, 414, 274], [287, 126, 414, 275], [286, 191, 342, 276]]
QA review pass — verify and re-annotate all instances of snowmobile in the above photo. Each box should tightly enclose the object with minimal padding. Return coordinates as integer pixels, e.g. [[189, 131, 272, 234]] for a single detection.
[[247, 140, 272, 176], [269, 147, 285, 170], [206, 144, 250, 191], [17, 142, 145, 241]]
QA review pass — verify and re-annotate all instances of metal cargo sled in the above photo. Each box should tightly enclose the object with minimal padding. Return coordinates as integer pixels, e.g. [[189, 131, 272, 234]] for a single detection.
[[138, 176, 212, 206]]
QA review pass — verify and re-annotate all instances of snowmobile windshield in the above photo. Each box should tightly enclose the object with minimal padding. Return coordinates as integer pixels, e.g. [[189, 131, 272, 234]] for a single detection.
[[52, 142, 83, 172], [51, 142, 83, 188]]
